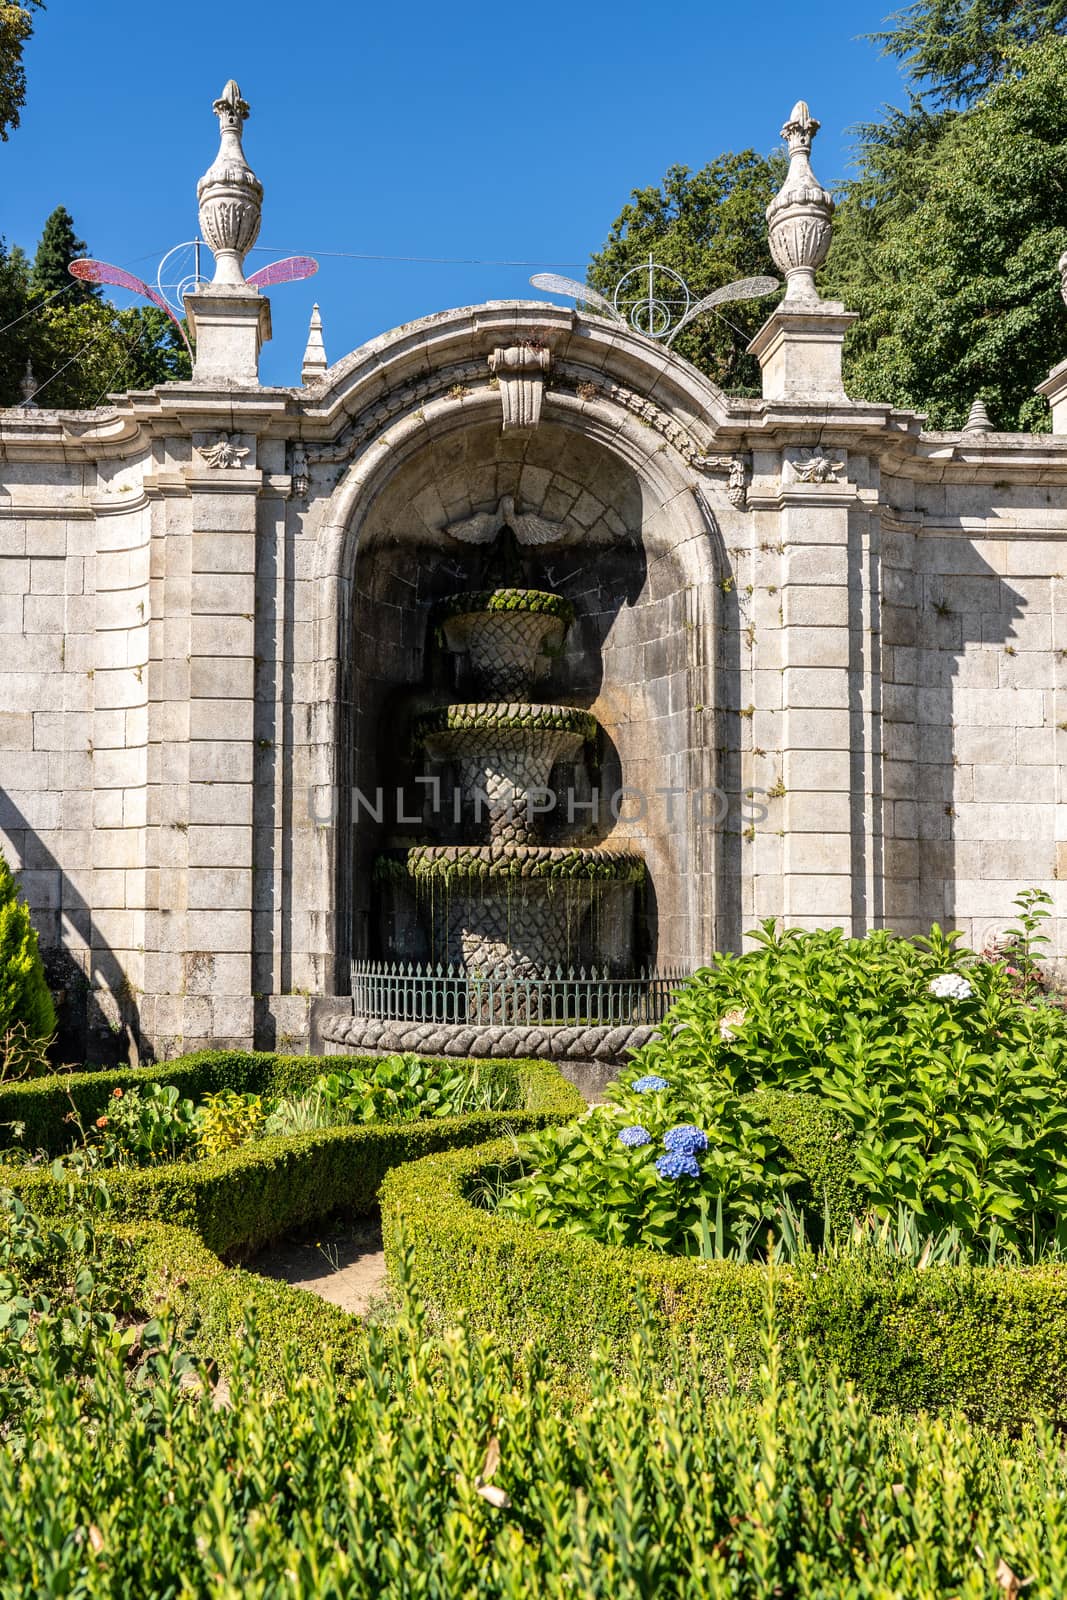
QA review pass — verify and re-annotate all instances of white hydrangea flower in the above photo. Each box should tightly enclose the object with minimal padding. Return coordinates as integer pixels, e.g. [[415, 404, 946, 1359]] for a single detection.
[[928, 973, 973, 1001], [719, 1006, 747, 1040]]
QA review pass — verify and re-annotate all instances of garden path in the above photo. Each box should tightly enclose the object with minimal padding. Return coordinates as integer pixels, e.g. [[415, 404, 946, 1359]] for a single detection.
[[248, 1219, 389, 1316]]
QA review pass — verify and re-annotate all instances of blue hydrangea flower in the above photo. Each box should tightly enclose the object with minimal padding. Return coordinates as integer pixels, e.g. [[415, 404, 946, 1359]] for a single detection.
[[656, 1151, 701, 1180], [631, 1074, 669, 1093], [663, 1124, 708, 1156], [618, 1125, 652, 1148]]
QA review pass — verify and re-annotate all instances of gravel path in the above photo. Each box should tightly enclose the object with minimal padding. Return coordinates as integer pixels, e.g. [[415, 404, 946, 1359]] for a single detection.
[[247, 1219, 388, 1317]]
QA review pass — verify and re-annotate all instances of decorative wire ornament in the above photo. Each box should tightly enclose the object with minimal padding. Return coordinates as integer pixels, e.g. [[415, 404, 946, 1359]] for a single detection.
[[614, 257, 690, 337], [155, 239, 318, 310], [69, 240, 318, 355], [68, 259, 193, 353], [529, 261, 779, 343], [156, 239, 209, 312]]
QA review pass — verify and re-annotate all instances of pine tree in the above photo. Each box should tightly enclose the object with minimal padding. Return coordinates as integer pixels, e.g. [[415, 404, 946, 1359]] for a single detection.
[[870, 0, 1067, 112], [32, 204, 95, 302], [0, 849, 55, 1073], [824, 23, 1067, 429]]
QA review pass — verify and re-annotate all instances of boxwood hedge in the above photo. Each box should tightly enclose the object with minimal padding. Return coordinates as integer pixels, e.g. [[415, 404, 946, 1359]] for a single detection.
[[380, 1131, 1067, 1431], [0, 1049, 579, 1156], [110, 1217, 369, 1382], [0, 1051, 583, 1253], [0, 1051, 581, 1385]]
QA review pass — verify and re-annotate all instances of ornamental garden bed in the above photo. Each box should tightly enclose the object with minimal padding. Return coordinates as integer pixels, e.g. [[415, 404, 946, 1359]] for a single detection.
[[383, 899, 1067, 1429], [381, 1134, 1067, 1431], [0, 1049, 582, 1254], [11, 1189, 1067, 1599]]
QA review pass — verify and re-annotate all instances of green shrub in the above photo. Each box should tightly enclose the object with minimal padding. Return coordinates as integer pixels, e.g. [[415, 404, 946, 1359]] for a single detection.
[[0, 850, 55, 1074], [497, 1089, 856, 1254], [0, 1049, 578, 1157], [5, 1251, 1067, 1596], [127, 1216, 367, 1383], [619, 916, 1067, 1251], [0, 1053, 583, 1254], [314, 1053, 512, 1124], [197, 1088, 266, 1155], [99, 1081, 202, 1166], [382, 1138, 1067, 1431]]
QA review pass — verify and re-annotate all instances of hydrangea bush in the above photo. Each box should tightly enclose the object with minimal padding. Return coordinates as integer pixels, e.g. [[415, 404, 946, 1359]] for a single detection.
[[496, 1073, 806, 1255], [499, 905, 1067, 1256]]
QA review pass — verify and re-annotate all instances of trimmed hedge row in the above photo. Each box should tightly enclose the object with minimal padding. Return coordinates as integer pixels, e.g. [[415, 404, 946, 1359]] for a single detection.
[[380, 1134, 1067, 1431], [0, 1049, 579, 1155], [742, 1088, 858, 1236], [3, 1115, 578, 1255], [0, 1051, 582, 1384], [112, 1219, 368, 1383], [0, 1051, 583, 1253]]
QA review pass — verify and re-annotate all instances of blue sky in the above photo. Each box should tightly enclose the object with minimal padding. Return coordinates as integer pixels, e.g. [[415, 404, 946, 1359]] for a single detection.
[[4, 0, 907, 387]]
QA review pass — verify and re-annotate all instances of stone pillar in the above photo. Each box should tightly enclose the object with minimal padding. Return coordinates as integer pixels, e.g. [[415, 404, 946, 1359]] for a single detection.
[[1036, 359, 1067, 434], [747, 303, 857, 403], [750, 97, 858, 406], [185, 79, 271, 385], [1036, 249, 1067, 430], [751, 448, 880, 933], [179, 439, 260, 1049], [185, 290, 271, 386]]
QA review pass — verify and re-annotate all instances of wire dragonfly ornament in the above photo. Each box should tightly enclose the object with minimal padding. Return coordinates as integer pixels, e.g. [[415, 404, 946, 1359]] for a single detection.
[[68, 241, 318, 357], [530, 256, 779, 346]]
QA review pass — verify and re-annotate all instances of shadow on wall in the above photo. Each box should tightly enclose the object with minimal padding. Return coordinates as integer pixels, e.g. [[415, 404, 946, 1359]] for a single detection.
[[0, 792, 140, 1065], [878, 531, 1028, 938]]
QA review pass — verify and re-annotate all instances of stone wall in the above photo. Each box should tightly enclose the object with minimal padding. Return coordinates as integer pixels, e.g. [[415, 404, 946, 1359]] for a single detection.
[[3, 302, 1067, 1060]]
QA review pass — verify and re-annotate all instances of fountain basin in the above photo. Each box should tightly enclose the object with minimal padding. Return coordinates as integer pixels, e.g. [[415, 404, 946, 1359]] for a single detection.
[[437, 589, 574, 698], [376, 844, 645, 977]]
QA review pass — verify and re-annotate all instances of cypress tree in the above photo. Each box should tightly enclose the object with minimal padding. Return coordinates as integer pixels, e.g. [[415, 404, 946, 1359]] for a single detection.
[[32, 205, 96, 302], [0, 849, 56, 1070]]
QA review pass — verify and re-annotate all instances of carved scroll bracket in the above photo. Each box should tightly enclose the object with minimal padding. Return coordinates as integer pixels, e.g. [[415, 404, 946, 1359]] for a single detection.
[[488, 343, 552, 432]]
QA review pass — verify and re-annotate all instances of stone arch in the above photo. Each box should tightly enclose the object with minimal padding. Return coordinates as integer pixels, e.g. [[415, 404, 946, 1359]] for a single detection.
[[305, 305, 736, 994]]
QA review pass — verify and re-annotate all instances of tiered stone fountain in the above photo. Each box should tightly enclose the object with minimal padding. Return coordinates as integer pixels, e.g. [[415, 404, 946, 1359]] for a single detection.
[[325, 568, 668, 1071], [378, 585, 645, 980]]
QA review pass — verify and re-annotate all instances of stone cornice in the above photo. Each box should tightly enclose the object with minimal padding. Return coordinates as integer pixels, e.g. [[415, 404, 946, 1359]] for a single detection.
[[877, 431, 1067, 483], [5, 298, 1067, 493]]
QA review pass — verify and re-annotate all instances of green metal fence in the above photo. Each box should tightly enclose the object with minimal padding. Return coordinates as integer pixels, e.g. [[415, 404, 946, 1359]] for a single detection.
[[350, 960, 689, 1027]]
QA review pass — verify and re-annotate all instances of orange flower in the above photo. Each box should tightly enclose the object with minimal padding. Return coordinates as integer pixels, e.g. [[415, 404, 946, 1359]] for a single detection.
[[112, 1087, 123, 1099], [95, 1116, 109, 1129]]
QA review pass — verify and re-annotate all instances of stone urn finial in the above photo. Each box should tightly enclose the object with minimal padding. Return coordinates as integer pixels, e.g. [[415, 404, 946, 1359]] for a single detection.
[[766, 100, 834, 306], [197, 79, 263, 288]]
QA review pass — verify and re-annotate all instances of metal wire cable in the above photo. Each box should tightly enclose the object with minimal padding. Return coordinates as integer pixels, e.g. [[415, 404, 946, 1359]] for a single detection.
[[0, 281, 75, 337]]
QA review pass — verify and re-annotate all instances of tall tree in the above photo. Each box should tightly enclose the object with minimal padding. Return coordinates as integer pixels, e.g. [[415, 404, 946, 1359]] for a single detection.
[[0, 0, 42, 141], [825, 34, 1067, 430], [870, 0, 1067, 110], [587, 151, 785, 393], [0, 847, 55, 1074], [32, 204, 96, 302], [0, 240, 32, 402], [0, 238, 191, 408]]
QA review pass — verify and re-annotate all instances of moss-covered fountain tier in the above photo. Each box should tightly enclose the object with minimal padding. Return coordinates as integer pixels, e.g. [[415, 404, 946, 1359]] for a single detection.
[[436, 588, 573, 699], [377, 845, 646, 978], [379, 585, 646, 979], [414, 704, 596, 849]]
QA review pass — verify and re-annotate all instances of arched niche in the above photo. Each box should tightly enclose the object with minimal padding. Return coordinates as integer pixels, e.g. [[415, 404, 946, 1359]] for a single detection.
[[309, 312, 734, 994]]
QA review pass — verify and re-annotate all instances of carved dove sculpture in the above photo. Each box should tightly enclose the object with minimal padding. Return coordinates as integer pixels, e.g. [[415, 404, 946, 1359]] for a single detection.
[[446, 495, 563, 547]]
